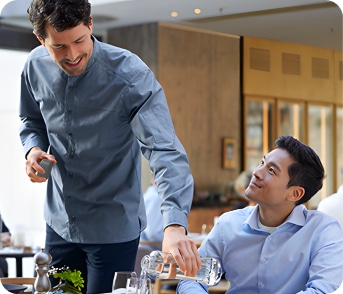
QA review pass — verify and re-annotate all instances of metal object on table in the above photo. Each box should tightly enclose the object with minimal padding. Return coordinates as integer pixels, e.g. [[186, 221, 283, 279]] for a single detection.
[[34, 248, 52, 294]]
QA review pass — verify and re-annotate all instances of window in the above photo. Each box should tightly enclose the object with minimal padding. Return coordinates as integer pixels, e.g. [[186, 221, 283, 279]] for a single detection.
[[0, 49, 46, 257]]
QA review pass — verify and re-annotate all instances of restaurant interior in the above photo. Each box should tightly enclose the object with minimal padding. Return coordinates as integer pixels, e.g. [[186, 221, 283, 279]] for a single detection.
[[0, 0, 342, 293]]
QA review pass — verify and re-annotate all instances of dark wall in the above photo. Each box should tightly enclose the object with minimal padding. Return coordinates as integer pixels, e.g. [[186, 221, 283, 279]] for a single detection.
[[0, 26, 39, 51]]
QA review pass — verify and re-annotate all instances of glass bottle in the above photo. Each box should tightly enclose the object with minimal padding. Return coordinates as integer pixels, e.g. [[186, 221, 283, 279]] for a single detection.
[[141, 250, 222, 286]]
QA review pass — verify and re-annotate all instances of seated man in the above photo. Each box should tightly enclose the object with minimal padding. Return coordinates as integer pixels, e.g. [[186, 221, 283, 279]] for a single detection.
[[140, 174, 163, 249], [177, 135, 343, 294], [0, 221, 11, 277]]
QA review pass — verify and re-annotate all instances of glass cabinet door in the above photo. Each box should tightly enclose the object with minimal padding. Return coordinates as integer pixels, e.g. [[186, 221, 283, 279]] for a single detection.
[[308, 104, 333, 208], [245, 99, 274, 172], [277, 101, 304, 141]]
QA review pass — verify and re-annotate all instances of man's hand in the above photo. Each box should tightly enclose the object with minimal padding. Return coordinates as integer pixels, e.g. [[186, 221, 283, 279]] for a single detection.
[[26, 147, 57, 182], [162, 225, 201, 277]]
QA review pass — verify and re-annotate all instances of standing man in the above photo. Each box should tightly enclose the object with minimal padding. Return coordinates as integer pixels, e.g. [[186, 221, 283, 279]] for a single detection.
[[20, 0, 200, 292], [178, 136, 343, 293]]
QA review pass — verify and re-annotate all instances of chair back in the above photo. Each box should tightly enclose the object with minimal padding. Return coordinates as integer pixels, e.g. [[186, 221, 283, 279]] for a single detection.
[[0, 277, 36, 294]]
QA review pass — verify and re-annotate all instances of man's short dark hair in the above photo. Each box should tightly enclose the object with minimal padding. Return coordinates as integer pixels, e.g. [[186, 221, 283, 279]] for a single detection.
[[275, 136, 325, 205], [28, 0, 91, 39]]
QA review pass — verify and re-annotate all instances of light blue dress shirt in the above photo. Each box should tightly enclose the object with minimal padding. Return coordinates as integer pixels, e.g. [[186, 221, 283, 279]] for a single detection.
[[19, 36, 193, 244], [140, 185, 164, 244], [177, 205, 343, 294]]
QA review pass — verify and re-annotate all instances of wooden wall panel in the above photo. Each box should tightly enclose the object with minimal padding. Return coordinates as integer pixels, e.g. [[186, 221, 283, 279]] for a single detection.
[[334, 50, 343, 106], [157, 24, 241, 192], [243, 36, 337, 103]]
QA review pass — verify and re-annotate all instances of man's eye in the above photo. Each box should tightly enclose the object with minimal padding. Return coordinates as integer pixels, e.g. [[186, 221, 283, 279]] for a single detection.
[[268, 167, 275, 174]]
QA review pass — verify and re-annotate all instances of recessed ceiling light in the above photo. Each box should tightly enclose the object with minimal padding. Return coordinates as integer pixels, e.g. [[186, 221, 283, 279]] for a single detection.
[[171, 11, 178, 18], [194, 8, 201, 14]]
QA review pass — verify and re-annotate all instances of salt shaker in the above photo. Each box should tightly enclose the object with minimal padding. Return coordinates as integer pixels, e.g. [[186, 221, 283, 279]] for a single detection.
[[141, 250, 222, 286], [34, 248, 52, 294]]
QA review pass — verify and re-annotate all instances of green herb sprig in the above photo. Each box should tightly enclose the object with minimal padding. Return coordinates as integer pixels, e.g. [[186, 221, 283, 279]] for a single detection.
[[48, 266, 85, 291]]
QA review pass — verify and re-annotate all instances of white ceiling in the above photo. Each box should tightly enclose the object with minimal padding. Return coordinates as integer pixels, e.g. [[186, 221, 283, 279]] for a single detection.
[[1, 0, 342, 50]]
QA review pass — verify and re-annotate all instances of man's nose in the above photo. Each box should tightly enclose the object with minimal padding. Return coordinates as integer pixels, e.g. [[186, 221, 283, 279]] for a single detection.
[[66, 45, 78, 61], [253, 167, 262, 179]]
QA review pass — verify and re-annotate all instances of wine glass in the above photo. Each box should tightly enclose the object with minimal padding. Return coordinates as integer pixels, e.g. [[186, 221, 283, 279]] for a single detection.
[[126, 274, 153, 294], [112, 271, 134, 293]]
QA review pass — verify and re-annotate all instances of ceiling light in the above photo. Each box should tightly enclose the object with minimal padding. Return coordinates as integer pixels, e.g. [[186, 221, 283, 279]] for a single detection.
[[194, 8, 201, 14], [171, 11, 178, 18]]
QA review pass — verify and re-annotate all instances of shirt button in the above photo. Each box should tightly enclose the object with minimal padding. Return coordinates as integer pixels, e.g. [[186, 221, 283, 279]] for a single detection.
[[69, 172, 73, 177], [71, 216, 76, 221], [259, 282, 265, 288], [66, 194, 71, 199]]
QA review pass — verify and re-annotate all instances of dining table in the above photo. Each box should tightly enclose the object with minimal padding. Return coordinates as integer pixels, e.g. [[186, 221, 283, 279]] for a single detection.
[[0, 247, 37, 277]]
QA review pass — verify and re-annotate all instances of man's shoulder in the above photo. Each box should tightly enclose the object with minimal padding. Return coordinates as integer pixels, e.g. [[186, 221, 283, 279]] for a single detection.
[[305, 207, 342, 229], [92, 41, 152, 85], [96, 40, 148, 71], [28, 45, 49, 60]]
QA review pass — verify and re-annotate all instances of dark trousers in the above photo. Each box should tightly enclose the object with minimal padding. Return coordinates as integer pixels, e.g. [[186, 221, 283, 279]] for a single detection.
[[45, 224, 139, 294]]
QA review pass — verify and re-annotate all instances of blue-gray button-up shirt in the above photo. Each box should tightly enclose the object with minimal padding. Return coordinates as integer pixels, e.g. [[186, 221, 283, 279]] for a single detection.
[[19, 37, 193, 244]]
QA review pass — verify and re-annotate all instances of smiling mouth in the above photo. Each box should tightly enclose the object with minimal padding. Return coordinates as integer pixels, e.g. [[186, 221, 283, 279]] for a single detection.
[[251, 181, 261, 188], [65, 57, 82, 67]]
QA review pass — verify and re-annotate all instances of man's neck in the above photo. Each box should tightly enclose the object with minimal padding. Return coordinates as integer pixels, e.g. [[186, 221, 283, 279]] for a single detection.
[[258, 205, 294, 227]]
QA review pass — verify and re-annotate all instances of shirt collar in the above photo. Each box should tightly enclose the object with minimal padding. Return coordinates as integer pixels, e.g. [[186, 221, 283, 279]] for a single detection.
[[244, 204, 306, 231], [85, 35, 98, 71]]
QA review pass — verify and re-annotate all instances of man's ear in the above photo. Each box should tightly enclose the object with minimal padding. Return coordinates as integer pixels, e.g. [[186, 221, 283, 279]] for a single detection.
[[33, 31, 45, 46], [288, 186, 305, 202], [89, 16, 93, 32]]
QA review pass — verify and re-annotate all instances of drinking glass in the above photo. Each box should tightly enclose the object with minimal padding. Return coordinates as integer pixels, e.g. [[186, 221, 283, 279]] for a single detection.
[[126, 275, 153, 294]]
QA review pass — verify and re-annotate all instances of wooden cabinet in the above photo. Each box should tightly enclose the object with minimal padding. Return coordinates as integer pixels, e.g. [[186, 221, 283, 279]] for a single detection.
[[188, 206, 232, 233]]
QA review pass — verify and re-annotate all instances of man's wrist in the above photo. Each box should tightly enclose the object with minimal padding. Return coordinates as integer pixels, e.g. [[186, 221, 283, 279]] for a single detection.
[[164, 224, 186, 234], [26, 146, 42, 160]]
